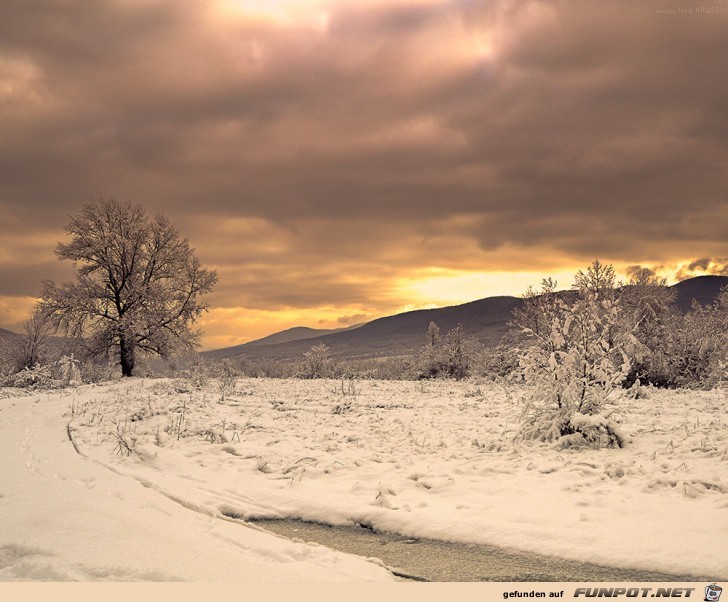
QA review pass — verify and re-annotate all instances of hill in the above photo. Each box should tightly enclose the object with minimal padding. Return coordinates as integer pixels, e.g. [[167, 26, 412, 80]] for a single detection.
[[672, 275, 728, 312], [203, 295, 523, 362], [0, 327, 22, 339], [203, 275, 727, 363], [204, 325, 361, 362]]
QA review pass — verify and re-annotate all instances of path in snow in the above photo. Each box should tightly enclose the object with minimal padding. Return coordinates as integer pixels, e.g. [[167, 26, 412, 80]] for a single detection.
[[0, 392, 392, 581], [69, 378, 728, 578], [251, 519, 718, 582], [9, 378, 728, 580]]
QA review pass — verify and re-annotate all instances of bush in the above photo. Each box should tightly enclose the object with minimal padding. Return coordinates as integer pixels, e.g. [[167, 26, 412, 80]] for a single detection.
[[80, 357, 119, 384], [412, 322, 475, 380], [663, 289, 727, 389], [3, 364, 62, 390], [299, 343, 335, 379], [217, 359, 238, 401], [473, 343, 520, 380], [518, 406, 625, 449], [556, 413, 626, 449], [58, 354, 83, 387], [513, 265, 630, 448], [181, 354, 211, 389]]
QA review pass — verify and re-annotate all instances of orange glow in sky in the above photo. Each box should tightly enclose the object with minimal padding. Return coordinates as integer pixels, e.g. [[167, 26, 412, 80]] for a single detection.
[[0, 1, 726, 350]]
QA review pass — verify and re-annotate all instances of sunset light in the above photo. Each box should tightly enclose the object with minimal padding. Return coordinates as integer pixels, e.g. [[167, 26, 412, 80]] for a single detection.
[[1, 1, 726, 583], [0, 0, 725, 349]]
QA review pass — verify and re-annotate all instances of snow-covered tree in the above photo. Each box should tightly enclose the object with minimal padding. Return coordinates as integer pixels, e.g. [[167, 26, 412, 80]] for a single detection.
[[619, 269, 676, 386], [1, 308, 53, 373], [510, 278, 563, 345], [301, 343, 333, 378], [426, 320, 440, 348], [414, 321, 445, 379], [441, 324, 471, 380], [665, 286, 727, 388], [573, 259, 616, 300], [514, 265, 629, 448], [39, 198, 217, 377], [58, 354, 83, 387], [413, 321, 474, 380]]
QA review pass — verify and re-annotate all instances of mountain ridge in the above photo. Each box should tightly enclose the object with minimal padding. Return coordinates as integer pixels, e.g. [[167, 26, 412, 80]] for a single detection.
[[202, 275, 727, 362]]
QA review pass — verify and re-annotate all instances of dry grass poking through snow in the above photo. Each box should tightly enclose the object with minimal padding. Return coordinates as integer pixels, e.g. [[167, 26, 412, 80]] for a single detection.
[[66, 378, 728, 577]]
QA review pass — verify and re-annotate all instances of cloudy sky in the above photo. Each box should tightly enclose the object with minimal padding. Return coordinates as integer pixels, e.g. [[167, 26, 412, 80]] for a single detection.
[[1, 0, 727, 349]]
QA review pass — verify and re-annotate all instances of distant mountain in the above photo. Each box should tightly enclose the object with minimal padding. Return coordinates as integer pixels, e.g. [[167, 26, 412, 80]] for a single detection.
[[672, 275, 728, 312], [203, 295, 523, 362], [0, 327, 22, 340], [0, 327, 82, 364], [203, 324, 362, 361], [203, 275, 727, 363]]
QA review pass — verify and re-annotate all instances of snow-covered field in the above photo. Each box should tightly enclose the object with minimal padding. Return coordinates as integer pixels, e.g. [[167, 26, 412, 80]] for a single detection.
[[2, 376, 727, 580]]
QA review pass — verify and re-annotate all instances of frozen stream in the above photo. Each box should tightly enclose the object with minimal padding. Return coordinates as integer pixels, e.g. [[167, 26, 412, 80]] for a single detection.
[[58, 379, 728, 580], [251, 519, 718, 582]]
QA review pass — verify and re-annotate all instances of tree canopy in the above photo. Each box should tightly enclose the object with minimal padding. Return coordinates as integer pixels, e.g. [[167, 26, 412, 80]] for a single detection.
[[40, 198, 217, 376]]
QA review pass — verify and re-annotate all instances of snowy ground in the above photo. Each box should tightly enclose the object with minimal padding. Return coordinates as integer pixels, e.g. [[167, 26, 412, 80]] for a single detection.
[[0, 383, 392, 581], [2, 376, 727, 580]]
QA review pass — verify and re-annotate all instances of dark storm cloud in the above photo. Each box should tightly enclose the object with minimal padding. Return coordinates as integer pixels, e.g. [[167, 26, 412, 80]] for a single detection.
[[0, 263, 73, 297], [1, 0, 727, 320]]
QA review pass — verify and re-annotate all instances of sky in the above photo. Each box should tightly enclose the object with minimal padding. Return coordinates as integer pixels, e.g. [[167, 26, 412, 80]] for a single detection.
[[0, 0, 727, 350]]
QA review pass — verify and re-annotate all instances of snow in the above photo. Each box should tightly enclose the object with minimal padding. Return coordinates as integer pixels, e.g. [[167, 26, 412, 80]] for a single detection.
[[0, 386, 393, 582], [2, 377, 727, 581]]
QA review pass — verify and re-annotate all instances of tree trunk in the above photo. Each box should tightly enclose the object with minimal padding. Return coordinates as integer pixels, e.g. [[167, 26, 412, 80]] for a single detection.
[[120, 336, 135, 377]]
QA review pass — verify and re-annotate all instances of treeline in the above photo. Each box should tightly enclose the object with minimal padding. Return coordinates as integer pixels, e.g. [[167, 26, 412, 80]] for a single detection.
[[1, 260, 726, 391], [510, 262, 727, 390], [279, 260, 727, 389]]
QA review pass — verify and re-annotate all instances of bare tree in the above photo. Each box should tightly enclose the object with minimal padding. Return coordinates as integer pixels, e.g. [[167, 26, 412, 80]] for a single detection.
[[40, 198, 217, 377], [1, 308, 53, 373]]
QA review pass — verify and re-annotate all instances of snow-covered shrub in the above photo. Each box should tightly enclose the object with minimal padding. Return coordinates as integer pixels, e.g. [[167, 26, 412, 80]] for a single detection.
[[299, 343, 335, 379], [241, 359, 298, 378], [555, 413, 626, 449], [80, 357, 118, 384], [58, 354, 83, 387], [473, 342, 520, 381], [334, 356, 411, 380], [216, 359, 238, 401], [513, 265, 630, 448], [412, 322, 475, 380], [180, 354, 211, 389], [663, 288, 727, 389], [626, 379, 653, 399], [3, 364, 62, 389]]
